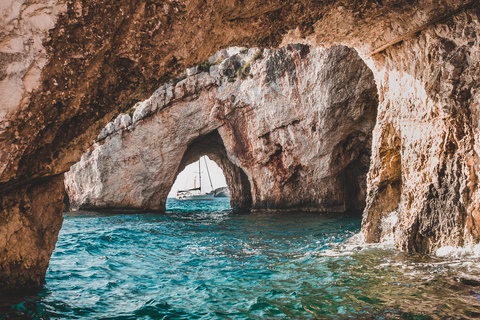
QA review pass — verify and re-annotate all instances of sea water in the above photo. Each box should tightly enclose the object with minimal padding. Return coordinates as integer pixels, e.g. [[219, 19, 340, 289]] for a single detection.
[[2, 198, 480, 319]]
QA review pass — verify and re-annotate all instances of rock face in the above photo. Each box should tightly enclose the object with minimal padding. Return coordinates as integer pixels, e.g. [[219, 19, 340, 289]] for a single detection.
[[213, 187, 230, 198], [1, 0, 479, 292], [361, 4, 480, 253], [0, 176, 64, 291], [65, 45, 378, 213]]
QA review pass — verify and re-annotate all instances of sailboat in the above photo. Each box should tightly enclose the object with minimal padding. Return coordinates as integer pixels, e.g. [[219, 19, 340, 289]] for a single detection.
[[176, 156, 215, 200]]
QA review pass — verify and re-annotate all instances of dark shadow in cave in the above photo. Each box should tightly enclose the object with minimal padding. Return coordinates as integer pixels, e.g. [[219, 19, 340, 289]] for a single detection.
[[341, 132, 373, 213], [328, 120, 378, 216], [324, 46, 379, 216]]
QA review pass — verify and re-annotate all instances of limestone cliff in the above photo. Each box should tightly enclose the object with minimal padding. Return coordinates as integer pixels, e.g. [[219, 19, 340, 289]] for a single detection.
[[360, 3, 480, 253], [213, 187, 230, 198], [1, 0, 479, 292], [65, 45, 378, 213]]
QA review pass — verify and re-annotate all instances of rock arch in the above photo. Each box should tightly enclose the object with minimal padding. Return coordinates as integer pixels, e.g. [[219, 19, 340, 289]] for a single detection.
[[1, 0, 479, 292], [174, 131, 253, 210], [65, 45, 378, 214]]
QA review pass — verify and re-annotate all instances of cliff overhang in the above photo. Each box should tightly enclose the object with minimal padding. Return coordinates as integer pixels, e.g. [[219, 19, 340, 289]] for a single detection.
[[0, 0, 479, 292]]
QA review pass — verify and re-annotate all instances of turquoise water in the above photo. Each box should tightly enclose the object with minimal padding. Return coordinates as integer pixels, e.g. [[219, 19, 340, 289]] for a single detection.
[[2, 198, 480, 319]]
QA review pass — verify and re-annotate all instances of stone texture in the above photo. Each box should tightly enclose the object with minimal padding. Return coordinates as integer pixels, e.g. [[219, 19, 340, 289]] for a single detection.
[[0, 0, 479, 292], [213, 186, 230, 197], [1, 1, 470, 193], [361, 5, 480, 254], [0, 176, 64, 292], [65, 45, 378, 213]]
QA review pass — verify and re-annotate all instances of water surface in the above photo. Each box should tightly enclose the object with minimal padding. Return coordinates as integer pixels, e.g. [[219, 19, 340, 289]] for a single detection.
[[2, 198, 480, 319]]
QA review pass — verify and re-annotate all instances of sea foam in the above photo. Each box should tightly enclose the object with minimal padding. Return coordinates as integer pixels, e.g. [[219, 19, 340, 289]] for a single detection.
[[436, 243, 480, 259]]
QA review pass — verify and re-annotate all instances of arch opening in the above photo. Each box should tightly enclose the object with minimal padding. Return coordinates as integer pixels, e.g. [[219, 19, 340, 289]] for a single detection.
[[168, 155, 228, 199], [171, 130, 252, 211], [63, 44, 379, 215]]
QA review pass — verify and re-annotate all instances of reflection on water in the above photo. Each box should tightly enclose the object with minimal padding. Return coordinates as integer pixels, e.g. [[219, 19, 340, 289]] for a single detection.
[[2, 198, 480, 319]]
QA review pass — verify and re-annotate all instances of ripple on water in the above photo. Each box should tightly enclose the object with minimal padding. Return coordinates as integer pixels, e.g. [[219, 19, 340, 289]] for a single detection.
[[2, 198, 480, 319]]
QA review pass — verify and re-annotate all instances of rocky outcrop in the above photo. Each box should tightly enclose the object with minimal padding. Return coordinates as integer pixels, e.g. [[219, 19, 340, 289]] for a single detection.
[[0, 176, 64, 292], [213, 187, 230, 198], [1, 0, 338, 292], [361, 4, 480, 253], [1, 0, 479, 292], [65, 45, 378, 213], [2, 1, 474, 194]]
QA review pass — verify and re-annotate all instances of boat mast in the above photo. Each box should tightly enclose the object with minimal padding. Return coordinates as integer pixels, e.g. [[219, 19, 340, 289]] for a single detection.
[[198, 157, 202, 192], [204, 156, 214, 191]]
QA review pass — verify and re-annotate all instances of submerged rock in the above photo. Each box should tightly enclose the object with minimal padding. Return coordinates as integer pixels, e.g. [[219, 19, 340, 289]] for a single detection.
[[65, 45, 378, 213]]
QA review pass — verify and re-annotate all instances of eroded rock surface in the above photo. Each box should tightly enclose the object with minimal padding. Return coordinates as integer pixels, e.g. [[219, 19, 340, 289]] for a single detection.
[[1, 1, 474, 191], [0, 176, 64, 292], [362, 4, 480, 253], [65, 45, 378, 212], [1, 0, 479, 292]]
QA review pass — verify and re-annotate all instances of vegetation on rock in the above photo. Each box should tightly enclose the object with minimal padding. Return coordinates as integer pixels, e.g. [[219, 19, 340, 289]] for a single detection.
[[237, 49, 263, 79]]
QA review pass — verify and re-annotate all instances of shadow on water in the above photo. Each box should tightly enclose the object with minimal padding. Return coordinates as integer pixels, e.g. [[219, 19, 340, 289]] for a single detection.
[[2, 198, 480, 319]]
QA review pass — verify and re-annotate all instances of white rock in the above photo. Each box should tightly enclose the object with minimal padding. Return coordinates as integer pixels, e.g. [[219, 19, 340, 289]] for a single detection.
[[0, 77, 24, 123], [65, 45, 378, 215], [97, 128, 108, 141], [105, 122, 115, 135], [165, 85, 174, 105], [209, 65, 220, 79], [174, 79, 187, 99], [0, 35, 24, 53], [118, 114, 131, 129], [133, 100, 152, 123], [186, 66, 198, 76]]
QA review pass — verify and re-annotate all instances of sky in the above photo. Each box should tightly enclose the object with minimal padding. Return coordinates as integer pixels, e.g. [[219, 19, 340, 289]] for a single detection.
[[168, 156, 228, 197]]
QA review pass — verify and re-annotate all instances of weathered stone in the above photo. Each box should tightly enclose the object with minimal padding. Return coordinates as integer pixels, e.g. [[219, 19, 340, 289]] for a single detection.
[[0, 176, 64, 292], [105, 122, 115, 136], [65, 45, 378, 213], [186, 66, 199, 77], [133, 101, 152, 124], [165, 86, 174, 106], [0, 0, 479, 292], [150, 89, 165, 113], [361, 5, 480, 253]]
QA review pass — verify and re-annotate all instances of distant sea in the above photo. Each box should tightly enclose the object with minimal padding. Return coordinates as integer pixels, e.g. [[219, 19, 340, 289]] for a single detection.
[[2, 197, 480, 319]]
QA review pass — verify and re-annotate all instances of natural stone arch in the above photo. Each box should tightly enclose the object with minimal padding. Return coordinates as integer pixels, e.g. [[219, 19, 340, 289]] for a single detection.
[[2, 1, 472, 193], [173, 130, 252, 210], [1, 0, 479, 292], [65, 45, 378, 214]]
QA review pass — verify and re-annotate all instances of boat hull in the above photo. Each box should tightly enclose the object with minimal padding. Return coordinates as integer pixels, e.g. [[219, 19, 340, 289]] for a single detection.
[[176, 193, 215, 201]]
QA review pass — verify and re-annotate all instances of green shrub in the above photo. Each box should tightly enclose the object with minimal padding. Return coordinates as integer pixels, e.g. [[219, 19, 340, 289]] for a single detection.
[[199, 61, 211, 73], [214, 57, 224, 65], [126, 106, 136, 117], [236, 62, 251, 79], [122, 102, 140, 117], [236, 49, 263, 79], [252, 48, 263, 61]]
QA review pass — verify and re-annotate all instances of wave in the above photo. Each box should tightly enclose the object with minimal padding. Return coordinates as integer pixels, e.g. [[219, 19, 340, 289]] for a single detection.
[[436, 243, 480, 259]]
